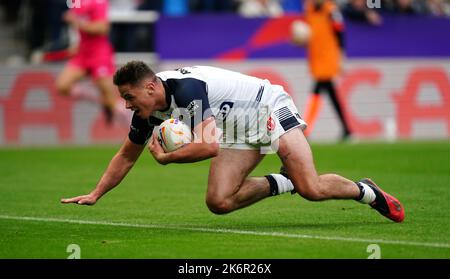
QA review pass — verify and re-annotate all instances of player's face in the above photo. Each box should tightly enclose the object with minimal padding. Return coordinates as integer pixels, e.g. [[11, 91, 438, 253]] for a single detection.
[[118, 80, 160, 119]]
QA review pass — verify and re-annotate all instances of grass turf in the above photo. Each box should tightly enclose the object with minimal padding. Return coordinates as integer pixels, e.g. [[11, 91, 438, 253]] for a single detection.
[[0, 141, 449, 259]]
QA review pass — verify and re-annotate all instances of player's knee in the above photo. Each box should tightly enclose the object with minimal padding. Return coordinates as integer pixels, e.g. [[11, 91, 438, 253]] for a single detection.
[[205, 196, 233, 215], [56, 81, 70, 96], [294, 180, 325, 201]]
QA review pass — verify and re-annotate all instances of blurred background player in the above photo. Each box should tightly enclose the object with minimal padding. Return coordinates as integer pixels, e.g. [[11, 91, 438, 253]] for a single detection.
[[341, 0, 383, 26], [298, 0, 352, 140], [55, 0, 118, 124]]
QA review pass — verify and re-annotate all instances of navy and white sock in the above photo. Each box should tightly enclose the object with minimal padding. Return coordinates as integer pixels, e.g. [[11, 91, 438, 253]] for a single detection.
[[265, 174, 294, 196], [356, 181, 376, 204]]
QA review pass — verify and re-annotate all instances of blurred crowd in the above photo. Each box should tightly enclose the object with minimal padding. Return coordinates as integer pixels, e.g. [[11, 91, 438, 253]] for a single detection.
[[0, 0, 449, 64], [338, 0, 450, 26]]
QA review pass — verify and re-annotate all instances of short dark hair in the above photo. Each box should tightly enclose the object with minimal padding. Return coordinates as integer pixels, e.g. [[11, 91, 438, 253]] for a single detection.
[[113, 61, 156, 86]]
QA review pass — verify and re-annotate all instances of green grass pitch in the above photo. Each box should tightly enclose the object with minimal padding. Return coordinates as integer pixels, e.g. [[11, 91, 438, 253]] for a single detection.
[[0, 141, 449, 259]]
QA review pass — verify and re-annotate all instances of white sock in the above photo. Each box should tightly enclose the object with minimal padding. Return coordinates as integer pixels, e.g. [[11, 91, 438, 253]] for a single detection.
[[270, 174, 294, 195], [357, 182, 376, 204]]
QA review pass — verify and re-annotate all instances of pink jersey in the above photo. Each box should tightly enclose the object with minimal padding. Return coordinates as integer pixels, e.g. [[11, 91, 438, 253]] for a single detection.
[[69, 0, 115, 79], [71, 0, 112, 56]]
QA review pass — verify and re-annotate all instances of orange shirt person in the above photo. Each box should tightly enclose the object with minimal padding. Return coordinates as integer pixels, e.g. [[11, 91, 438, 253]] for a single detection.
[[302, 0, 351, 140]]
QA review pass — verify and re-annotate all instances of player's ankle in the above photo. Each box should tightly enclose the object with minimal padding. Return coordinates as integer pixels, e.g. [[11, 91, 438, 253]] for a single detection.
[[265, 174, 294, 196], [356, 181, 376, 204]]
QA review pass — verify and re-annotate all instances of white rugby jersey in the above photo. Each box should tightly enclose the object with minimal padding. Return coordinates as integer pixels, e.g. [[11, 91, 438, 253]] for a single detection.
[[128, 66, 292, 145]]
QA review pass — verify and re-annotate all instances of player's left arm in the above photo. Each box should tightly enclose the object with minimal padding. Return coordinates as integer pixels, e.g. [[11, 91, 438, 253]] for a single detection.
[[149, 77, 219, 164], [149, 116, 219, 165]]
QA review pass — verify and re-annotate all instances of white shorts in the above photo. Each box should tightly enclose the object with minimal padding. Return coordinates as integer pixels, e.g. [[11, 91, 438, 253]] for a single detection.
[[219, 85, 307, 151]]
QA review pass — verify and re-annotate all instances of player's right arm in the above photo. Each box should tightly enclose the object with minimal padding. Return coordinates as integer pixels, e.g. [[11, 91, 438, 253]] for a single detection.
[[61, 137, 145, 205], [61, 112, 155, 205]]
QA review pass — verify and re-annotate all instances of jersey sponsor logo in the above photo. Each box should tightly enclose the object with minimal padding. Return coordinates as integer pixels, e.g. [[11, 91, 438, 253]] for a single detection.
[[217, 101, 234, 120], [186, 100, 200, 117], [267, 116, 276, 132], [176, 67, 192, 75]]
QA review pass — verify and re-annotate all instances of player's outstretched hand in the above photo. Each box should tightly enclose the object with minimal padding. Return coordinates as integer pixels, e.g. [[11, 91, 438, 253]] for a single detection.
[[61, 194, 97, 205]]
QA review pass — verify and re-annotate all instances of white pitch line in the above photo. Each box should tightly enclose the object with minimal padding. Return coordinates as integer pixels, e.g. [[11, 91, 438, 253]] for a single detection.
[[1, 214, 449, 249]]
